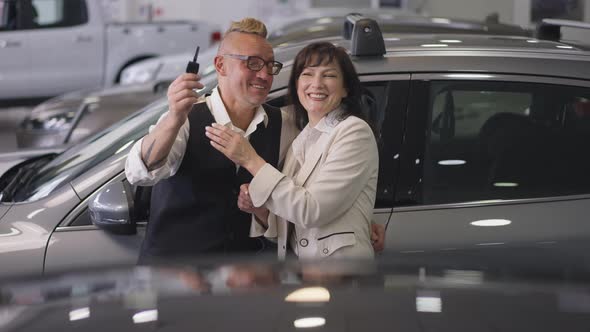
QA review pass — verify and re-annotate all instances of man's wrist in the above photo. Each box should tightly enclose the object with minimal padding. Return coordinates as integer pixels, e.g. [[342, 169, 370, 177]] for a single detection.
[[254, 208, 269, 228], [164, 111, 187, 130], [254, 215, 267, 228]]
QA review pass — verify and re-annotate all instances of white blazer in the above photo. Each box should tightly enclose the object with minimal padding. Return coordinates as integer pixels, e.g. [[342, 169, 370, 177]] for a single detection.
[[249, 112, 378, 260]]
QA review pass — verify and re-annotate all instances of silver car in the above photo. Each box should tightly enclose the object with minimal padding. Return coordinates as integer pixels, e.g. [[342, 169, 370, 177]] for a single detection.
[[15, 13, 532, 149], [1, 17, 589, 279]]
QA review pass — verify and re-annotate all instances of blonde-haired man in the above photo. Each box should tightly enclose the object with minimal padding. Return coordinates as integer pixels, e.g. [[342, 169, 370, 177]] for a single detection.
[[225, 17, 267, 37], [125, 18, 297, 262]]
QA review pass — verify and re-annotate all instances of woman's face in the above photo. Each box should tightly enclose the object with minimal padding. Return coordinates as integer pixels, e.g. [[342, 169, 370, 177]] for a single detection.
[[296, 59, 348, 125]]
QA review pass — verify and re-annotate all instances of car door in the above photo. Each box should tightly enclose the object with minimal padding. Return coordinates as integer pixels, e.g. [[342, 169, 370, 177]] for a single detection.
[[0, 0, 32, 99], [357, 75, 409, 229], [388, 74, 590, 253], [43, 173, 147, 274], [27, 0, 103, 97]]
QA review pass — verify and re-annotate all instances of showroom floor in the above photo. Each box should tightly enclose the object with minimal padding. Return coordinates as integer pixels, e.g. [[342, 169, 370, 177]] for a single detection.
[[0, 107, 30, 153]]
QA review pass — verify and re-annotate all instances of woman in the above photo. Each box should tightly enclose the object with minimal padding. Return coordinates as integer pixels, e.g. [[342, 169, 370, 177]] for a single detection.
[[205, 42, 379, 260]]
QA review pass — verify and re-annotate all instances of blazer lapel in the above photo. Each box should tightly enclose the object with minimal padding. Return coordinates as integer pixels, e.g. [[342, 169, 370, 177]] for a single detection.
[[295, 134, 329, 186]]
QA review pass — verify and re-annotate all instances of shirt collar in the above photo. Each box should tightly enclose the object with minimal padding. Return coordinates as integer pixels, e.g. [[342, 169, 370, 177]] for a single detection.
[[312, 106, 345, 134], [206, 87, 268, 136]]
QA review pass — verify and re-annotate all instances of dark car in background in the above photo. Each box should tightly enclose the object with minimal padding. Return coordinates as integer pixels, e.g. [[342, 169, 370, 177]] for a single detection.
[[15, 84, 164, 148], [2, 250, 590, 331], [14, 12, 532, 149], [0, 16, 589, 279]]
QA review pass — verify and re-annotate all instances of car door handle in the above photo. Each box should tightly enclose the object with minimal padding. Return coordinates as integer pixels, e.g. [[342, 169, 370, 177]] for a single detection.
[[75, 35, 93, 43], [0, 40, 22, 48]]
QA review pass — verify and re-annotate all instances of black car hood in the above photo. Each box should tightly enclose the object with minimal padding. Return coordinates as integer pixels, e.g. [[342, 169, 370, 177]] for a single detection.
[[2, 247, 590, 332]]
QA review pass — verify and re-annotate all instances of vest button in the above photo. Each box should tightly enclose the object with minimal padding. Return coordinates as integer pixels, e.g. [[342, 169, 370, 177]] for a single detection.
[[323, 248, 329, 255], [299, 238, 308, 247]]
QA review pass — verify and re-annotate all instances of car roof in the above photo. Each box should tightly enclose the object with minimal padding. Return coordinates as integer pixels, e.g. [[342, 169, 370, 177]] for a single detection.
[[273, 14, 530, 35], [268, 14, 531, 47], [267, 32, 590, 85]]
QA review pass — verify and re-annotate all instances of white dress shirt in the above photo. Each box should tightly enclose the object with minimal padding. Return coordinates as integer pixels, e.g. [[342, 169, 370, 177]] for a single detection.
[[125, 87, 299, 185]]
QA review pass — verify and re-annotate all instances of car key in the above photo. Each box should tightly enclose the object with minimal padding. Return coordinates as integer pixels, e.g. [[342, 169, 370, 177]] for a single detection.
[[186, 45, 200, 74]]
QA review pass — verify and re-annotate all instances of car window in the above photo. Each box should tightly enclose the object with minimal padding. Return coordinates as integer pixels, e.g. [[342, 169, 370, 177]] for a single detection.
[[362, 81, 405, 208], [421, 80, 590, 205], [70, 207, 90, 226], [12, 100, 168, 203], [30, 0, 87, 28], [0, 0, 17, 30]]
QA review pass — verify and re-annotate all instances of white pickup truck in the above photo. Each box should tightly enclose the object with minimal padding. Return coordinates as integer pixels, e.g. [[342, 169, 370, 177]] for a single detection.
[[0, 0, 220, 101]]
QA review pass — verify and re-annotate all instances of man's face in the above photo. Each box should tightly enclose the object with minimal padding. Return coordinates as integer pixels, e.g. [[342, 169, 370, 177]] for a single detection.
[[216, 33, 275, 111]]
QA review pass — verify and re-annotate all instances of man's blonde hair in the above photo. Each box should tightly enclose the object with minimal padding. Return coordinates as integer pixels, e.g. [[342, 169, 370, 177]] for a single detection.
[[224, 17, 267, 38]]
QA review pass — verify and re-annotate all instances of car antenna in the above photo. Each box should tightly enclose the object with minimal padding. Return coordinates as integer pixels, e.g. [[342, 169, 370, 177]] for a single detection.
[[343, 14, 385, 57]]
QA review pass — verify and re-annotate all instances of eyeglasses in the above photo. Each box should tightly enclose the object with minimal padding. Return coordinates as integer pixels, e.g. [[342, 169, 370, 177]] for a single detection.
[[223, 54, 283, 75]]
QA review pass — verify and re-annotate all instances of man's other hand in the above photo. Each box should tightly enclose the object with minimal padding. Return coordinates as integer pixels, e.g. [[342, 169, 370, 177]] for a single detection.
[[371, 222, 385, 253]]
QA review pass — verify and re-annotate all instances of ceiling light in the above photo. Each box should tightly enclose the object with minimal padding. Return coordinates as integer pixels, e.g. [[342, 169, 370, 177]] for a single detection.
[[315, 18, 333, 24], [438, 159, 466, 166], [294, 317, 326, 328], [416, 294, 441, 313], [285, 287, 330, 303], [444, 74, 493, 79], [69, 307, 90, 321], [132, 310, 158, 324], [439, 39, 462, 43], [431, 18, 451, 24], [0, 227, 20, 237], [493, 182, 518, 187], [470, 219, 511, 227], [421, 44, 448, 47], [307, 26, 326, 33]]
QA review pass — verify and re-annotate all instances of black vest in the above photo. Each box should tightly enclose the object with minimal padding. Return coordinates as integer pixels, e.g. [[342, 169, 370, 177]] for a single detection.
[[141, 102, 282, 260]]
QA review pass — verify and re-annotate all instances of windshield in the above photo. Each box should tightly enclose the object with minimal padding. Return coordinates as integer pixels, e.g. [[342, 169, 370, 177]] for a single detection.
[[11, 99, 169, 203], [9, 73, 220, 204]]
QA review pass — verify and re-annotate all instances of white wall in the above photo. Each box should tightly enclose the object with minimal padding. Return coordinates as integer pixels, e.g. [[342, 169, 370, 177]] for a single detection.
[[121, 0, 590, 28], [420, 0, 515, 23], [129, 0, 200, 22], [127, 0, 283, 30]]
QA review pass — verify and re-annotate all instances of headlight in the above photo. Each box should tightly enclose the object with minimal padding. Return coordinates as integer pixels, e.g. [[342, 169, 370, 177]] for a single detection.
[[26, 112, 76, 131], [43, 115, 72, 130], [120, 61, 162, 85]]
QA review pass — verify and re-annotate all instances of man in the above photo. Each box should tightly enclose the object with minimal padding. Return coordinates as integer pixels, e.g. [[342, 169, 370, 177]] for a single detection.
[[126, 17, 385, 262], [126, 18, 297, 262]]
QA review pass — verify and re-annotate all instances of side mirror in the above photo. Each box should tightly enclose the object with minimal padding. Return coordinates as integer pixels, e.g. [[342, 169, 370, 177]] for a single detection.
[[89, 181, 137, 235]]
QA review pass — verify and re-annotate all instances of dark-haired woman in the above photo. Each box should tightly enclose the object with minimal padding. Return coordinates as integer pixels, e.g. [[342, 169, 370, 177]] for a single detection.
[[206, 42, 378, 260]]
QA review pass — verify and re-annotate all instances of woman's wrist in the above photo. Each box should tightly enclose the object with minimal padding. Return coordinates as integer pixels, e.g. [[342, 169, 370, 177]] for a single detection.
[[245, 155, 266, 176]]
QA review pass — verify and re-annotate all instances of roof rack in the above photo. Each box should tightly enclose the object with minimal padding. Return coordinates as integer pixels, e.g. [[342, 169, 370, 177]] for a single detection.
[[536, 19, 590, 41], [343, 14, 385, 57]]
